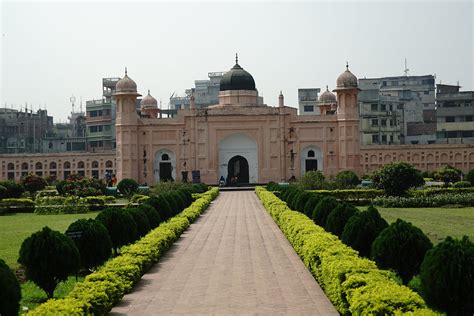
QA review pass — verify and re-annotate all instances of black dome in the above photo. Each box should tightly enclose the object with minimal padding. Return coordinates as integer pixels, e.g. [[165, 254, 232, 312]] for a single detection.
[[220, 63, 256, 91]]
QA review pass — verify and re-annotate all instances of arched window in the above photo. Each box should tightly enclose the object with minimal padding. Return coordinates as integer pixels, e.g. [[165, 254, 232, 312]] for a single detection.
[[49, 142, 53, 149], [307, 150, 315, 158], [7, 163, 14, 170], [21, 162, 28, 170], [35, 162, 43, 169], [50, 162, 57, 169], [64, 161, 71, 169], [161, 154, 169, 161], [105, 160, 113, 168], [78, 161, 85, 169], [92, 161, 99, 168]]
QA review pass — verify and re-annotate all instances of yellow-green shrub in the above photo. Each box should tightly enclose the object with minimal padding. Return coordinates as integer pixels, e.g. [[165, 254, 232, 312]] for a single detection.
[[255, 187, 437, 315]]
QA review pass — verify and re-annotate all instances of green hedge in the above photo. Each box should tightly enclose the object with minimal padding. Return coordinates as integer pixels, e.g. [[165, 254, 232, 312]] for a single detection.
[[307, 189, 384, 203], [0, 198, 35, 215], [410, 187, 474, 197], [372, 193, 474, 208], [255, 187, 436, 315], [28, 187, 219, 315], [35, 196, 116, 214]]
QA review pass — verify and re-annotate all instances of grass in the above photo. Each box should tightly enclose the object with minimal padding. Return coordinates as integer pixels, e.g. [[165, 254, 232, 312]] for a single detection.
[[19, 276, 84, 314], [0, 212, 99, 269], [358, 206, 474, 244]]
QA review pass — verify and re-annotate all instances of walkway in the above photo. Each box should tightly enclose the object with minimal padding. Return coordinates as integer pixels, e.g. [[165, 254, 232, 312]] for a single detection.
[[110, 191, 337, 315]]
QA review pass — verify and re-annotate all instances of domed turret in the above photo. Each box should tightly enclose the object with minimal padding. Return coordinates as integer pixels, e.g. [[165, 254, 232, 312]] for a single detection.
[[141, 90, 158, 109], [319, 86, 336, 103], [336, 63, 358, 89], [219, 54, 256, 91], [115, 68, 138, 94]]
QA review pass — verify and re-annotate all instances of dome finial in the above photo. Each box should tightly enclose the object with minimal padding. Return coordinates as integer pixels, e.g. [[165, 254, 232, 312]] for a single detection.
[[326, 85, 329, 91], [235, 53, 238, 65], [125, 67, 128, 76], [148, 89, 150, 95], [346, 61, 349, 70]]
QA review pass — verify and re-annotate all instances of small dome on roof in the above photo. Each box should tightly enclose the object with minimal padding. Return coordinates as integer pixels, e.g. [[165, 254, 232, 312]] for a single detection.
[[319, 86, 336, 103], [115, 68, 137, 93], [220, 54, 256, 91], [141, 90, 158, 108], [336, 63, 358, 88]]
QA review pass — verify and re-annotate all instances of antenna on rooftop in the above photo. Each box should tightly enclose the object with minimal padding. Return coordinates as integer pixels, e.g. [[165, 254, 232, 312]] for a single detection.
[[70, 95, 76, 113], [404, 58, 409, 76], [80, 96, 83, 113]]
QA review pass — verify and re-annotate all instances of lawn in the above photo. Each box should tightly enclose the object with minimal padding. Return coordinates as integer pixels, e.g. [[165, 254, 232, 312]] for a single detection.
[[0, 212, 99, 269], [359, 206, 474, 244]]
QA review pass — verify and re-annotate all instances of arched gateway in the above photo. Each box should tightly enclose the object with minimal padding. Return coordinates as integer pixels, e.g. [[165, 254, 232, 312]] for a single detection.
[[218, 134, 258, 184]]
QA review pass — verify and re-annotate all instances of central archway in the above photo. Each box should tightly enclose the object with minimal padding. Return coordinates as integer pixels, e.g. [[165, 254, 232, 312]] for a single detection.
[[227, 155, 249, 184], [218, 133, 258, 184]]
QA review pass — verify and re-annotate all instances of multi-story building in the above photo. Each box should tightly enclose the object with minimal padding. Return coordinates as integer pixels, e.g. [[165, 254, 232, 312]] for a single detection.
[[436, 84, 474, 144], [298, 88, 320, 115], [0, 108, 53, 154], [85, 77, 120, 151], [42, 109, 87, 153], [359, 75, 436, 145]]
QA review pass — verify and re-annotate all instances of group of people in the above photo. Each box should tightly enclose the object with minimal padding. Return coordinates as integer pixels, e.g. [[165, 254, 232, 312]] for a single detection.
[[105, 172, 117, 187]]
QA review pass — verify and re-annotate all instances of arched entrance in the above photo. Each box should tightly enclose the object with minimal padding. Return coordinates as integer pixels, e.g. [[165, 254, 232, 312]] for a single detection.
[[227, 155, 249, 185], [218, 133, 258, 184], [154, 149, 176, 183], [300, 146, 323, 176]]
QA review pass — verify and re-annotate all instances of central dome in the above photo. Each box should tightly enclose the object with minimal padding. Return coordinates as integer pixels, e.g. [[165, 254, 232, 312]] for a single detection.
[[220, 56, 256, 91]]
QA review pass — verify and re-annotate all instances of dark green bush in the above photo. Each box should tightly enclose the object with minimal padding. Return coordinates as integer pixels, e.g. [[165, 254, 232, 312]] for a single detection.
[[0, 258, 21, 316], [125, 208, 150, 238], [434, 165, 462, 187], [280, 186, 294, 202], [284, 188, 299, 207], [96, 208, 137, 254], [0, 185, 7, 200], [0, 181, 25, 198], [65, 219, 112, 270], [299, 170, 326, 190], [467, 169, 474, 186], [334, 170, 360, 189], [117, 178, 139, 196], [22, 174, 47, 194], [138, 204, 161, 228], [312, 196, 339, 227], [420, 236, 474, 315], [18, 226, 80, 298], [145, 195, 173, 221], [341, 205, 388, 257], [303, 195, 321, 218], [325, 203, 359, 237], [289, 189, 304, 210], [371, 162, 424, 196], [453, 180, 471, 188], [371, 219, 433, 284], [179, 188, 193, 207], [296, 191, 313, 213], [171, 191, 185, 213]]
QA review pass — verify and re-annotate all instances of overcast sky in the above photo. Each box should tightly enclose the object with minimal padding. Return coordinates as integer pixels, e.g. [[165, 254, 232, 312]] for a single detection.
[[1, 1, 473, 121]]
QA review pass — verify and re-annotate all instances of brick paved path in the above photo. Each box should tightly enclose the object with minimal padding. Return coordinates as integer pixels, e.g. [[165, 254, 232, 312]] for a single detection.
[[110, 191, 337, 315]]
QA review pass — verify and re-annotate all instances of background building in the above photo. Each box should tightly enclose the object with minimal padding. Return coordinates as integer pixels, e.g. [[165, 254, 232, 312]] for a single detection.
[[435, 84, 474, 144], [358, 75, 436, 145], [298, 88, 320, 115]]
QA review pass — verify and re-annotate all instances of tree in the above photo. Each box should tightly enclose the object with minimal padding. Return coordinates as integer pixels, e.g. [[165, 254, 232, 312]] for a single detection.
[[467, 169, 474, 186], [419, 236, 474, 315], [325, 203, 359, 237], [65, 219, 112, 270], [0, 258, 21, 316], [341, 205, 388, 257], [334, 170, 360, 189], [298, 170, 326, 190], [117, 178, 139, 196], [18, 227, 80, 298], [21, 174, 47, 194], [96, 208, 137, 254], [435, 165, 462, 187], [371, 219, 432, 284], [0, 181, 25, 198], [371, 162, 424, 196]]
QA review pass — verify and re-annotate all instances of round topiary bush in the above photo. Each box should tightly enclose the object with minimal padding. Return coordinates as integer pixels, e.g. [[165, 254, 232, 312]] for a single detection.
[[334, 170, 360, 189], [96, 208, 137, 254], [453, 180, 471, 188], [312, 197, 339, 227], [282, 186, 299, 203], [0, 258, 21, 316], [296, 191, 313, 213], [419, 236, 474, 315], [125, 208, 150, 238], [178, 188, 193, 207], [467, 169, 474, 186], [145, 195, 173, 221], [303, 195, 321, 218], [117, 178, 139, 196], [0, 181, 25, 198], [171, 191, 185, 213], [325, 203, 359, 237], [65, 219, 112, 270], [18, 226, 80, 298], [288, 189, 304, 210], [162, 192, 179, 215], [138, 204, 161, 228], [371, 219, 433, 284], [341, 205, 389, 257]]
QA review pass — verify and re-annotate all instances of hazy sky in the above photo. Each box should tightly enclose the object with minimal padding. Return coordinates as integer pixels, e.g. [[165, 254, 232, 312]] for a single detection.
[[1, 1, 473, 121]]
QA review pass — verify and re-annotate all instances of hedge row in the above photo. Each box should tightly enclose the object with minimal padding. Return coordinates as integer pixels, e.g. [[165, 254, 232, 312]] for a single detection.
[[35, 196, 116, 214], [306, 189, 384, 201], [28, 187, 219, 315], [410, 186, 474, 197], [0, 198, 35, 215], [372, 193, 474, 208], [255, 187, 436, 315]]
